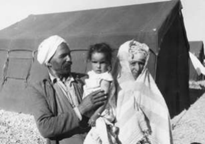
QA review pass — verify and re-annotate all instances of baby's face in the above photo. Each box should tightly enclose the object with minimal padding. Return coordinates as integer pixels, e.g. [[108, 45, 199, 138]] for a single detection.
[[91, 52, 109, 74]]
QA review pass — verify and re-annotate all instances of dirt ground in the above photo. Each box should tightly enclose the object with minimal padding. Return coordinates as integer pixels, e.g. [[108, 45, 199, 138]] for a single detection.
[[0, 110, 46, 144], [171, 92, 205, 144]]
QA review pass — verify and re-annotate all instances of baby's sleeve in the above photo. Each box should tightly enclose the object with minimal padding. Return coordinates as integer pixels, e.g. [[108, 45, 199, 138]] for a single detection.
[[100, 72, 113, 82]]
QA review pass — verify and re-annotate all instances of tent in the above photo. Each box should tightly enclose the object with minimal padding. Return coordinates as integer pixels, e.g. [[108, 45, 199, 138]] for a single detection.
[[189, 41, 205, 105], [0, 0, 189, 117], [189, 41, 205, 81]]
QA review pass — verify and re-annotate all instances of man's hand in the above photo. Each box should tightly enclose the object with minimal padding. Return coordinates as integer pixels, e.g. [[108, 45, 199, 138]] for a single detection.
[[78, 90, 107, 116]]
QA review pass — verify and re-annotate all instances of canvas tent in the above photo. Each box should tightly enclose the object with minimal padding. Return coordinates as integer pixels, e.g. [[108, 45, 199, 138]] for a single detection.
[[189, 41, 205, 80], [0, 0, 189, 117]]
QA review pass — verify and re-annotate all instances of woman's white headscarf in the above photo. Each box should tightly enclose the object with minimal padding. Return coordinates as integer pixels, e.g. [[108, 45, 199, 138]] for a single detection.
[[37, 35, 67, 65], [113, 40, 173, 144]]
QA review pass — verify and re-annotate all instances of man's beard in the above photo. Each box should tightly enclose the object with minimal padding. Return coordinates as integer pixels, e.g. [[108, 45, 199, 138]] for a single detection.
[[52, 62, 72, 78]]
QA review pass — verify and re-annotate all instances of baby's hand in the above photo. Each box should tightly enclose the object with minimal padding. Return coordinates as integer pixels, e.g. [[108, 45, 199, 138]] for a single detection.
[[88, 114, 100, 127], [138, 135, 151, 144], [143, 129, 151, 136]]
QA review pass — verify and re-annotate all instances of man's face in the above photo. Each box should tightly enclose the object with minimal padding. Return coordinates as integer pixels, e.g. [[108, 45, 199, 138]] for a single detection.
[[49, 42, 72, 77]]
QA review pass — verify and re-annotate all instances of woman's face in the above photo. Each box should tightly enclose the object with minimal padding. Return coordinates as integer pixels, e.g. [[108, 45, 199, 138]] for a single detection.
[[91, 52, 109, 74], [128, 59, 145, 80]]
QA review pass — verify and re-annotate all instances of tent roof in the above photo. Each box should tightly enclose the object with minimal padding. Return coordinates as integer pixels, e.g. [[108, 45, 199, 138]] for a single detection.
[[0, 0, 180, 53]]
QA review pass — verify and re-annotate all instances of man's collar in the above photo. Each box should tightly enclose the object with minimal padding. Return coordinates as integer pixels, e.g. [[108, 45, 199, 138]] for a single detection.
[[49, 73, 74, 84], [49, 73, 58, 83]]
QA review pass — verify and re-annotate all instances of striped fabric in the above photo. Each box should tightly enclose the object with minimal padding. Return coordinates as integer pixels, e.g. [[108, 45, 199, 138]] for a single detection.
[[113, 40, 173, 144]]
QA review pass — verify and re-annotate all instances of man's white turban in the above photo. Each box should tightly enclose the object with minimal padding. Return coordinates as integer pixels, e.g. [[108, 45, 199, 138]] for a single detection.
[[37, 35, 67, 65]]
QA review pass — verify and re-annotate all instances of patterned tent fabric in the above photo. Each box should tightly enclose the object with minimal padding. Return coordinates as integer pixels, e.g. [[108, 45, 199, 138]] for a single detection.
[[1, 49, 34, 86]]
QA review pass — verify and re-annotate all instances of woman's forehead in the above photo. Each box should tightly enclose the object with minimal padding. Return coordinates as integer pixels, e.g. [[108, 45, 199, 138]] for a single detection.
[[128, 53, 146, 63]]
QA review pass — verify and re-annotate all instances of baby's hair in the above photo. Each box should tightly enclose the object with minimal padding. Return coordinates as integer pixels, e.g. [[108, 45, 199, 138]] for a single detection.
[[87, 43, 113, 65]]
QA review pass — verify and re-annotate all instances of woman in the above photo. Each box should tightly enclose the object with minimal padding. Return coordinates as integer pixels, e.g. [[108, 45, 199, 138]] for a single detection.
[[112, 40, 173, 144]]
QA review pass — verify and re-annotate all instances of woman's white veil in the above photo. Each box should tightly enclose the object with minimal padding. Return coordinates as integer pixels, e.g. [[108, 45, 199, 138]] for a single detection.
[[112, 40, 173, 144]]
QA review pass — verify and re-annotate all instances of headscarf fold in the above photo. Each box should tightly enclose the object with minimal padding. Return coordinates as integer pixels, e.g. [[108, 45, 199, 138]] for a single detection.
[[128, 40, 149, 63], [113, 40, 173, 144], [37, 35, 67, 65]]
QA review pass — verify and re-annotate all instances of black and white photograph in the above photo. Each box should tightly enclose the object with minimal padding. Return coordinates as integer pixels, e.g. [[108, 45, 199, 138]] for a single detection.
[[0, 0, 204, 143]]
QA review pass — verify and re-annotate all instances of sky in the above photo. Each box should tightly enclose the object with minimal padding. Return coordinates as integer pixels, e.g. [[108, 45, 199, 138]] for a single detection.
[[0, 0, 204, 43], [181, 0, 205, 44], [0, 0, 167, 30]]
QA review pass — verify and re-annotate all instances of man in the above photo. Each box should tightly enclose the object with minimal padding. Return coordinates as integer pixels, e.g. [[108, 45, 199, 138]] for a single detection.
[[27, 35, 107, 144]]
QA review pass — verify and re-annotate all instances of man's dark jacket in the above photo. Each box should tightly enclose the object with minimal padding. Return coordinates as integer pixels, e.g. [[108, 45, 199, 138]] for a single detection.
[[27, 73, 89, 144]]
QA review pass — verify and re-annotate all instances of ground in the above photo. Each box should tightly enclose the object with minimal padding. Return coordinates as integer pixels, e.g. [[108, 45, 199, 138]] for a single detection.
[[172, 92, 205, 144], [0, 110, 46, 144]]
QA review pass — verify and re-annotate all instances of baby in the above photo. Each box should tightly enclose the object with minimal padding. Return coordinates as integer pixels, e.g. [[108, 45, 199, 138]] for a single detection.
[[83, 43, 118, 144]]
